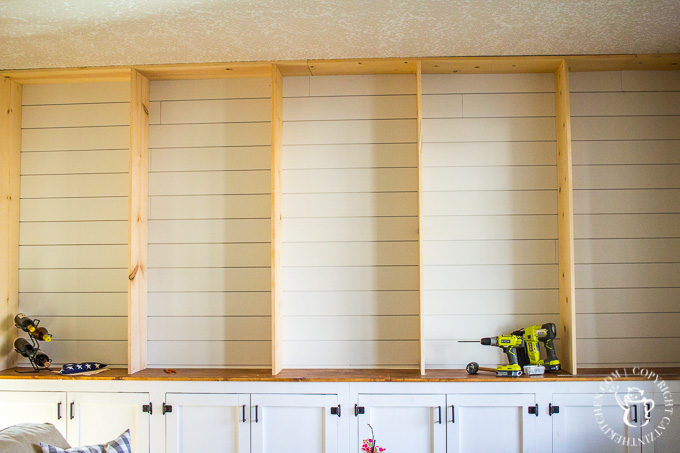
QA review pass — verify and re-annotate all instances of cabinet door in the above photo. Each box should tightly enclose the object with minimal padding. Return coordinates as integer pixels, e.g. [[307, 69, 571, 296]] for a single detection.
[[165, 393, 249, 453], [0, 391, 67, 434], [67, 392, 150, 452], [447, 393, 536, 453], [250, 394, 338, 453], [356, 394, 446, 453], [642, 391, 680, 452], [552, 393, 641, 453]]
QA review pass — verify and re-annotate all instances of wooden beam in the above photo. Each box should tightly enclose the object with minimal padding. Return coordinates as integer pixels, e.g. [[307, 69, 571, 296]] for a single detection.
[[416, 62, 426, 375], [308, 58, 418, 75], [1, 67, 131, 84], [135, 61, 275, 80], [0, 78, 21, 371], [271, 65, 284, 375], [128, 70, 150, 374], [421, 56, 563, 74], [554, 61, 577, 375]]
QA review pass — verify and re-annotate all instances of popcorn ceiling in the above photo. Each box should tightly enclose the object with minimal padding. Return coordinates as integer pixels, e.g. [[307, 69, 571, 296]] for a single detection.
[[1, 0, 679, 70]]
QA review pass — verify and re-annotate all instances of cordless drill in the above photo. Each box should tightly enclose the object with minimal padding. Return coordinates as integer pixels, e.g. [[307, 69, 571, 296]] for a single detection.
[[478, 334, 524, 377], [513, 323, 561, 372]]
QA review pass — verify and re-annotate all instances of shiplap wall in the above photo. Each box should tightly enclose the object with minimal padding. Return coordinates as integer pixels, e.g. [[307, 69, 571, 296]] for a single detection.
[[18, 82, 130, 366], [421, 74, 560, 369], [570, 71, 680, 367], [281, 75, 420, 368], [146, 78, 272, 368]]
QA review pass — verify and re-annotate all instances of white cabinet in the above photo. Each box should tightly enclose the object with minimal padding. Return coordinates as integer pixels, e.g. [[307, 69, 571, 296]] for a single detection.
[[251, 394, 339, 453], [642, 391, 680, 452], [355, 394, 447, 453], [447, 393, 537, 453], [165, 393, 249, 453], [0, 390, 66, 434]]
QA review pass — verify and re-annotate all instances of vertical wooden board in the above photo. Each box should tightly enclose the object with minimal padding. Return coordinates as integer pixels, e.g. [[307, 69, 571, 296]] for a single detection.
[[416, 62, 425, 374], [271, 65, 283, 375], [0, 78, 21, 370], [128, 70, 149, 374], [555, 61, 577, 374]]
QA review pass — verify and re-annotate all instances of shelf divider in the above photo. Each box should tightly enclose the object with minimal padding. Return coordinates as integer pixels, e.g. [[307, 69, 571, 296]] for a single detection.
[[271, 65, 284, 375], [416, 62, 426, 375]]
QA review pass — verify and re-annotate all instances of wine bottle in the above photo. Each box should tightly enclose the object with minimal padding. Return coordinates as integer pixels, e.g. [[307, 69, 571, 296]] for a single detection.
[[14, 313, 36, 333], [32, 350, 52, 368], [14, 338, 35, 357], [29, 326, 52, 342]]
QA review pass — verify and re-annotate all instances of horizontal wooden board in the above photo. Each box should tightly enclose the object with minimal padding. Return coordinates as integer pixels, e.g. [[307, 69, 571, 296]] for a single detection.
[[19, 293, 127, 317], [621, 71, 680, 92], [20, 197, 128, 221], [16, 340, 127, 367], [283, 143, 417, 169], [571, 92, 680, 116], [424, 166, 556, 191], [283, 192, 417, 217], [308, 74, 416, 96], [282, 217, 418, 242], [423, 264, 558, 290], [575, 288, 680, 314], [283, 266, 419, 291], [576, 313, 680, 339], [571, 116, 680, 140], [422, 73, 554, 94], [148, 243, 270, 267], [460, 93, 555, 118], [422, 142, 557, 167], [423, 191, 557, 216], [149, 122, 271, 148], [425, 313, 560, 340], [283, 168, 417, 193], [35, 316, 127, 341], [147, 268, 270, 292], [575, 238, 680, 264], [22, 82, 130, 105], [283, 291, 419, 316], [22, 103, 129, 128], [283, 241, 418, 266], [422, 117, 556, 142], [423, 240, 557, 265], [19, 244, 127, 269], [19, 221, 127, 245], [283, 119, 417, 145], [147, 292, 270, 317], [150, 146, 271, 172], [283, 340, 419, 367], [421, 94, 463, 118], [150, 78, 271, 101], [149, 317, 271, 341], [423, 215, 557, 240], [18, 269, 127, 292], [574, 214, 680, 239], [147, 341, 271, 367], [577, 338, 680, 365], [573, 164, 680, 190], [575, 263, 680, 288], [148, 219, 270, 243], [569, 72, 622, 93], [149, 194, 270, 220], [159, 98, 271, 124], [573, 189, 680, 214], [20, 174, 128, 198], [424, 289, 558, 315], [572, 140, 680, 165], [22, 126, 129, 151], [21, 149, 129, 175], [284, 315, 418, 341], [284, 95, 416, 121], [149, 170, 270, 196]]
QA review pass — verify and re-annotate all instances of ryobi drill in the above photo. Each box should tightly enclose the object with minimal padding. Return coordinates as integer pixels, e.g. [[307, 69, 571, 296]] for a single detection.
[[477, 334, 524, 377], [513, 323, 561, 372]]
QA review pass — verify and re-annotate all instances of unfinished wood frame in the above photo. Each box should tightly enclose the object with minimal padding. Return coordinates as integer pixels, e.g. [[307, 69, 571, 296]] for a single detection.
[[416, 62, 425, 375], [271, 65, 283, 375]]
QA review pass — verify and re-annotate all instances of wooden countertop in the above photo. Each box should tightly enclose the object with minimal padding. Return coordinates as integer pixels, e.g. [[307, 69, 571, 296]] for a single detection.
[[1, 367, 679, 382]]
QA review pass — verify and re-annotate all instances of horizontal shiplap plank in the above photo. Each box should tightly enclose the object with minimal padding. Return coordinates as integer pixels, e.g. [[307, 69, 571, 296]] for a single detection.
[[572, 140, 680, 165], [621, 71, 680, 92], [309, 74, 416, 96], [22, 126, 129, 151], [424, 289, 558, 315], [569, 72, 622, 93], [283, 217, 418, 242], [148, 292, 270, 317], [424, 166, 556, 191], [284, 316, 418, 341], [283, 266, 419, 291], [150, 78, 271, 101], [575, 263, 680, 288], [22, 103, 129, 128], [577, 338, 680, 365], [424, 264, 558, 290], [19, 245, 127, 269], [283, 119, 417, 145], [19, 221, 127, 245], [19, 293, 127, 317], [423, 117, 556, 142], [572, 116, 680, 140], [573, 165, 680, 189], [423, 215, 557, 240], [421, 94, 463, 118], [159, 98, 271, 124], [148, 219, 270, 243], [571, 92, 680, 116], [283, 291, 418, 316], [461, 93, 555, 118], [284, 143, 417, 169], [21, 150, 129, 175], [150, 194, 270, 220], [574, 214, 680, 239], [149, 317, 271, 341], [423, 191, 557, 216], [283, 192, 417, 217], [22, 82, 130, 105], [148, 341, 271, 367], [422, 73, 554, 94], [20, 197, 128, 221], [576, 313, 680, 339], [283, 340, 419, 367], [423, 142, 557, 167], [149, 101, 161, 124], [576, 288, 680, 314], [16, 340, 127, 366], [19, 269, 127, 292], [149, 170, 270, 196], [147, 268, 270, 292], [426, 313, 560, 340], [283, 241, 418, 266], [423, 240, 557, 265], [150, 146, 271, 171], [575, 238, 680, 264], [20, 174, 127, 198], [574, 189, 680, 214], [284, 168, 417, 193], [36, 316, 127, 341], [283, 77, 310, 97], [149, 123, 271, 148], [284, 95, 416, 120], [148, 243, 270, 267]]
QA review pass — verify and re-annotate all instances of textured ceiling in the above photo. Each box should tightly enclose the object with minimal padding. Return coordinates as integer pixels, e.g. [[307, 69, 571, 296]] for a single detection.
[[1, 0, 679, 70]]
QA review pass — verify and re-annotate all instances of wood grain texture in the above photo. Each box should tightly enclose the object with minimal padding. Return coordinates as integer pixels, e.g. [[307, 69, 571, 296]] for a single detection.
[[271, 65, 284, 375], [416, 62, 425, 375]]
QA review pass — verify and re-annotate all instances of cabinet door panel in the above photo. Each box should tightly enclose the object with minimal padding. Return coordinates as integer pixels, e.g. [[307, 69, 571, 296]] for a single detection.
[[642, 392, 680, 452], [165, 393, 249, 453], [0, 391, 66, 434]]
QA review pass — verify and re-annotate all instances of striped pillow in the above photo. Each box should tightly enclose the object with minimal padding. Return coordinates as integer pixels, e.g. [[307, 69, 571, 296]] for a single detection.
[[41, 429, 131, 453]]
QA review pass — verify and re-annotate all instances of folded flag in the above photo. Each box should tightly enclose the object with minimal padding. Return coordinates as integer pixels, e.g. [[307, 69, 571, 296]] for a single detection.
[[60, 362, 107, 375]]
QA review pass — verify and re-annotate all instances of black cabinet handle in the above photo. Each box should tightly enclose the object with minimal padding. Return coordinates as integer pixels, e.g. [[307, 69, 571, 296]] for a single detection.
[[437, 406, 442, 424], [631, 404, 638, 424], [69, 402, 74, 420], [450, 405, 455, 423], [57, 402, 62, 420], [254, 405, 259, 423], [241, 405, 246, 423]]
